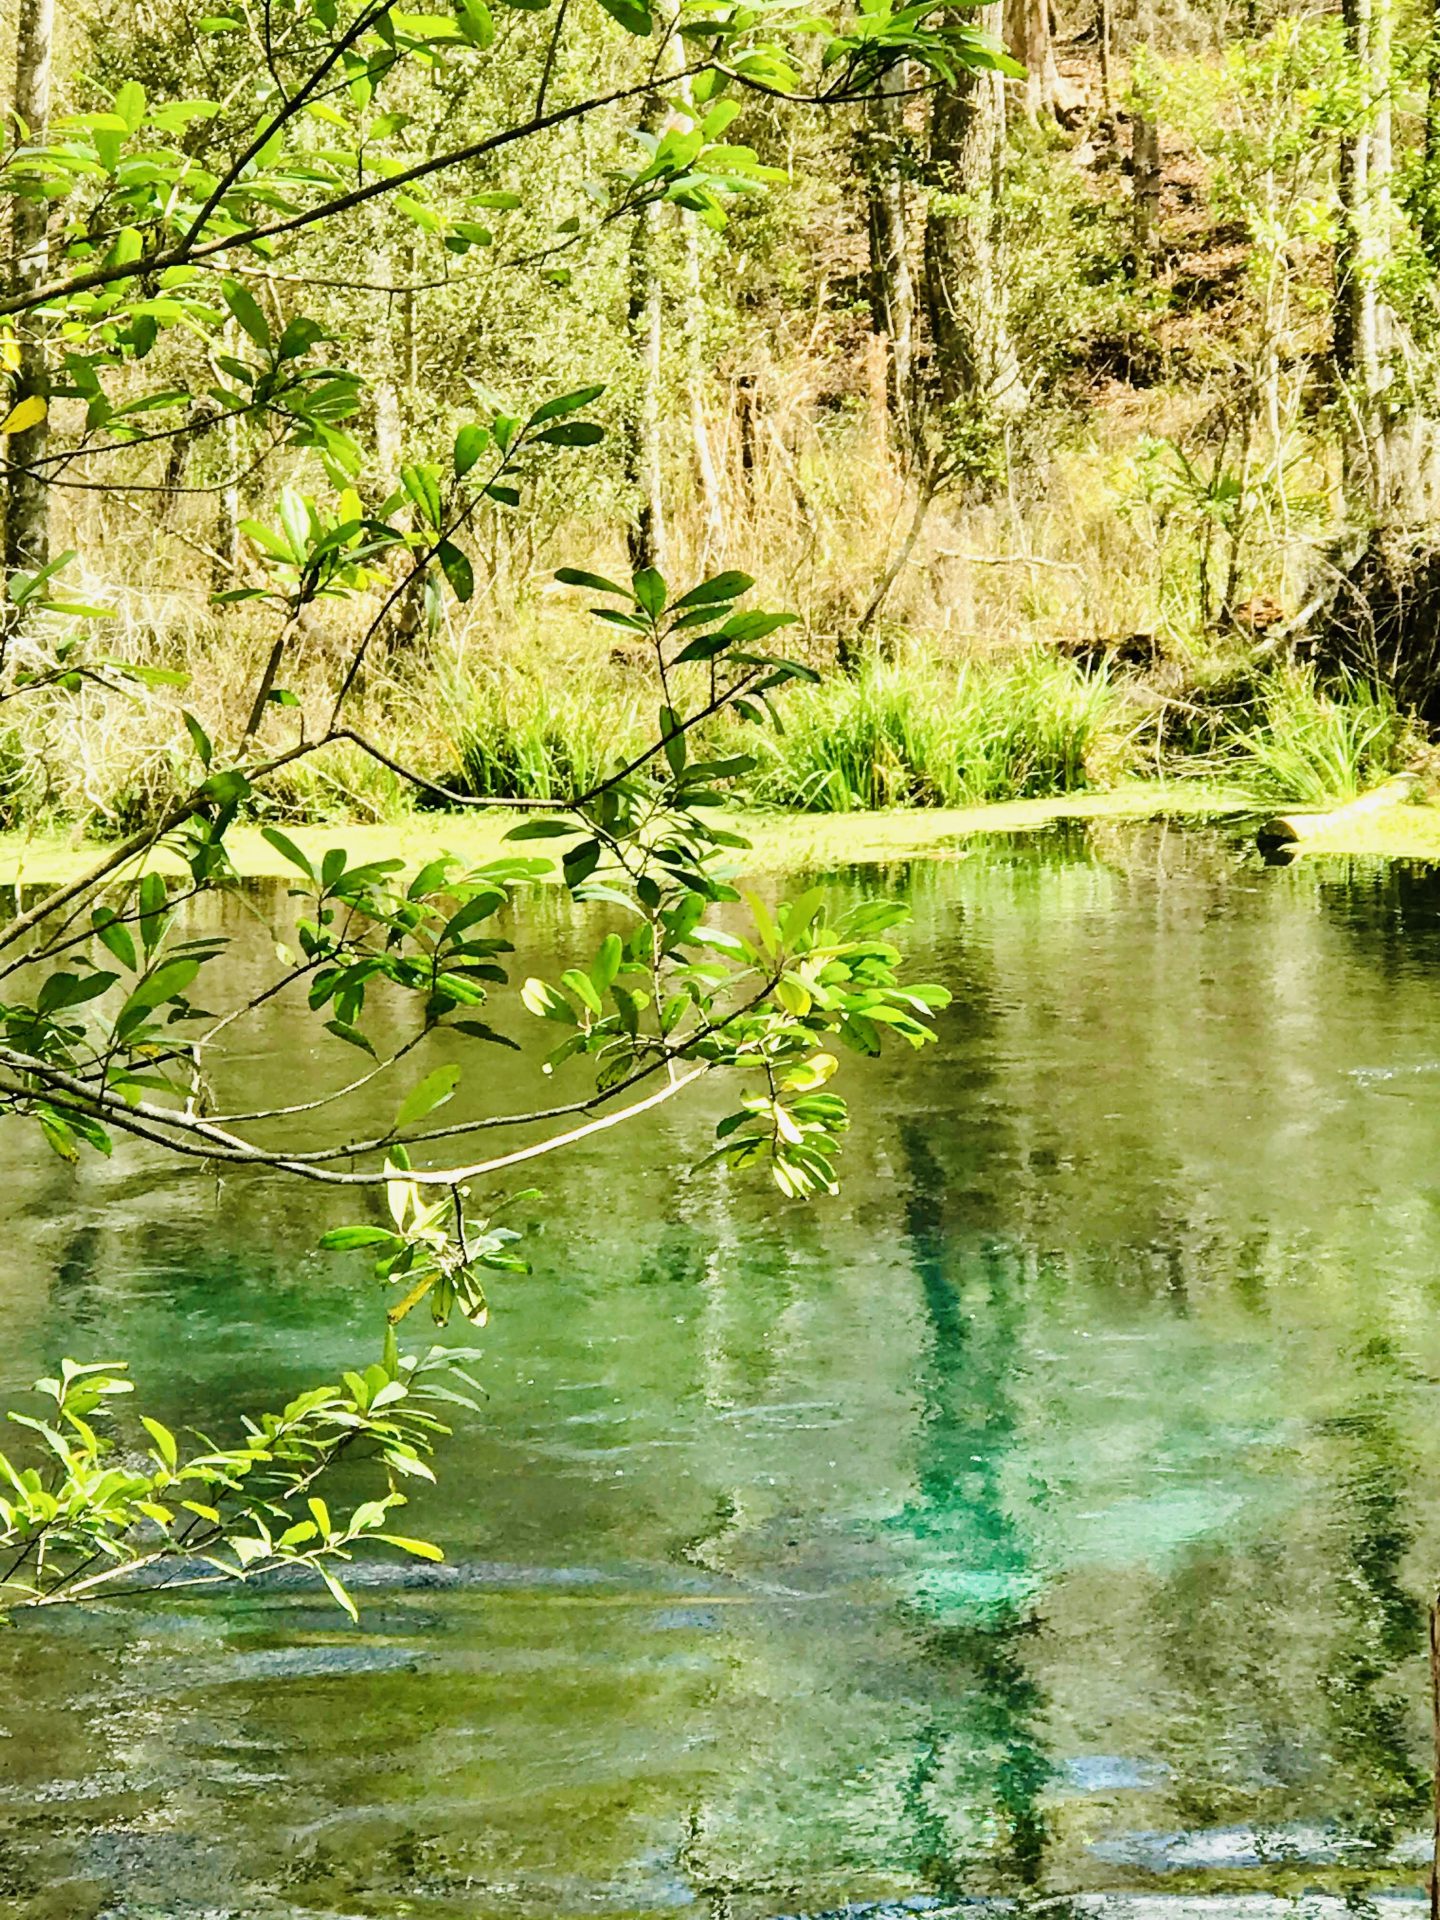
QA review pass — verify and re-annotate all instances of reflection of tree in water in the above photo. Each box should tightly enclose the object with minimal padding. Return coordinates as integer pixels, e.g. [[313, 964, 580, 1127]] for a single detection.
[[888, 1121, 1052, 1898], [1317, 1331, 1428, 1856]]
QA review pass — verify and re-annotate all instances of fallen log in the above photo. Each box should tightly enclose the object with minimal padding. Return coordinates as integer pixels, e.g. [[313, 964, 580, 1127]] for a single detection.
[[1256, 773, 1424, 853]]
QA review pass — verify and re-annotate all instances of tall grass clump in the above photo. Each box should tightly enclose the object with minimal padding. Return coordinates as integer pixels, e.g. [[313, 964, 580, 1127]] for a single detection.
[[751, 655, 1134, 811], [448, 668, 655, 800], [1229, 666, 1412, 805]]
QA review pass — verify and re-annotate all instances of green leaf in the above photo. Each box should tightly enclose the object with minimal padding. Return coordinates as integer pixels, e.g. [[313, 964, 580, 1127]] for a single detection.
[[560, 967, 602, 1014], [402, 464, 444, 529], [140, 1416, 178, 1470], [453, 423, 489, 475], [221, 278, 271, 352], [318, 1564, 358, 1622], [319, 1225, 400, 1249], [529, 385, 605, 425], [137, 872, 168, 951], [596, 0, 652, 30], [505, 818, 575, 839], [535, 421, 604, 447], [673, 571, 753, 609], [556, 566, 626, 595], [438, 540, 474, 602], [261, 827, 316, 880], [457, 0, 495, 41], [37, 970, 116, 1015], [182, 711, 212, 769], [590, 932, 623, 993], [376, 1533, 444, 1561], [91, 908, 137, 972], [632, 567, 667, 617], [395, 1064, 462, 1130], [521, 977, 577, 1024], [661, 704, 686, 777], [114, 79, 147, 132]]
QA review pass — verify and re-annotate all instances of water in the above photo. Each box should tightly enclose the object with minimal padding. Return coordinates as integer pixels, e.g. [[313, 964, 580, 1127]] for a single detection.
[[4, 821, 1440, 1919]]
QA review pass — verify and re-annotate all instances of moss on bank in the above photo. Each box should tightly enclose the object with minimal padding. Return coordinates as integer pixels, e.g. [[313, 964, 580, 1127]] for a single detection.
[[1268, 799, 1440, 861], [0, 784, 1251, 888], [11, 782, 1440, 889]]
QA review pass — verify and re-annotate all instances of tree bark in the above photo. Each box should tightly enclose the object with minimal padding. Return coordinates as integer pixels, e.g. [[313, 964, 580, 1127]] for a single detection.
[[1005, 0, 1061, 120], [1129, 0, 1161, 267], [678, 76, 724, 566], [1335, 0, 1398, 518], [864, 58, 918, 457], [922, 4, 1025, 422], [624, 197, 666, 575], [1423, 0, 1440, 269], [5, 0, 56, 578]]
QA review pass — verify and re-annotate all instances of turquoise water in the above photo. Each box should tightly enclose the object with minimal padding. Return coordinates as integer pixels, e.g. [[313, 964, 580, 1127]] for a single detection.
[[4, 823, 1440, 1918]]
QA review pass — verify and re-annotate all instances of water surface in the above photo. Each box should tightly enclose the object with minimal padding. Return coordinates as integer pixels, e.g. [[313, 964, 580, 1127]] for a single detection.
[[4, 822, 1440, 1919]]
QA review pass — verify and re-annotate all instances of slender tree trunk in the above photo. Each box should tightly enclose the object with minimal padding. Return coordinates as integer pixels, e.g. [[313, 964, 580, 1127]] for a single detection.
[[682, 221, 724, 569], [5, 0, 56, 578], [1423, 0, 1440, 268], [864, 58, 917, 458], [678, 76, 724, 566], [1005, 0, 1061, 120], [1336, 0, 1399, 518], [922, 4, 1025, 421], [1130, 0, 1162, 270], [1098, 0, 1113, 112], [625, 201, 666, 574], [368, 244, 424, 646]]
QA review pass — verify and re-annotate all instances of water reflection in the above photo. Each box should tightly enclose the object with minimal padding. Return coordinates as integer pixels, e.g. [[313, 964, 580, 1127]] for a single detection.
[[892, 1123, 1052, 1898], [1, 827, 1440, 1917]]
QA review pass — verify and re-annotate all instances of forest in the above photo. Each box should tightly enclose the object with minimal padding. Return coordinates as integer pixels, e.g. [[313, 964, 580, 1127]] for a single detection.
[[5, 0, 1440, 831]]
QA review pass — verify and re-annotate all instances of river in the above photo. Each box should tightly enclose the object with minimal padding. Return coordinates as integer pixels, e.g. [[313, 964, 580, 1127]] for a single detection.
[[2, 819, 1439, 1918]]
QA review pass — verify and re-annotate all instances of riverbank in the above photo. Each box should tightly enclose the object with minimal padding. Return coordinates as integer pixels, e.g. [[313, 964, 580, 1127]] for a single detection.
[[0, 785, 1246, 886], [7, 780, 1440, 888]]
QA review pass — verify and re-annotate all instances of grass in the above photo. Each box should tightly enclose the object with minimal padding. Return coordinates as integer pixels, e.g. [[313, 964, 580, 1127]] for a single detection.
[[750, 655, 1140, 811], [1220, 666, 1415, 806]]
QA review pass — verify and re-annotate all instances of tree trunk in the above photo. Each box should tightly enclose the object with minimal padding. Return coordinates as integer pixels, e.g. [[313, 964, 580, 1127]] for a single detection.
[[1132, 112, 1161, 262], [1129, 0, 1161, 267], [1005, 0, 1061, 120], [625, 199, 666, 575], [864, 58, 917, 457], [1423, 0, 1440, 269], [5, 0, 56, 578], [922, 4, 1025, 423], [1336, 0, 1399, 519], [678, 77, 725, 566], [1098, 0, 1113, 112]]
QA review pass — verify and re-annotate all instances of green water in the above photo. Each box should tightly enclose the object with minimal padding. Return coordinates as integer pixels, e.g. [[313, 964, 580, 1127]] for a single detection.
[[4, 823, 1440, 1919]]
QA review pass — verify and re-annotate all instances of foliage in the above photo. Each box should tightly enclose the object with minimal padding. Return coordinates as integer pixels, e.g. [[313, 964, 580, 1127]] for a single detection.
[[0, 1347, 469, 1617], [1227, 665, 1410, 805], [749, 655, 1132, 811]]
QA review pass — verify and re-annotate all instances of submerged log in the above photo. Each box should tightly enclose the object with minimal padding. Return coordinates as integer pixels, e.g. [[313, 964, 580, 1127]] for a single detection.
[[1256, 772, 1423, 852]]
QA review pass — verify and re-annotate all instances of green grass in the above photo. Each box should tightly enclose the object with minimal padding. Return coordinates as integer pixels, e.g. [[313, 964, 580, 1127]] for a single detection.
[[750, 655, 1136, 811], [1223, 665, 1412, 806], [449, 672, 654, 801]]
